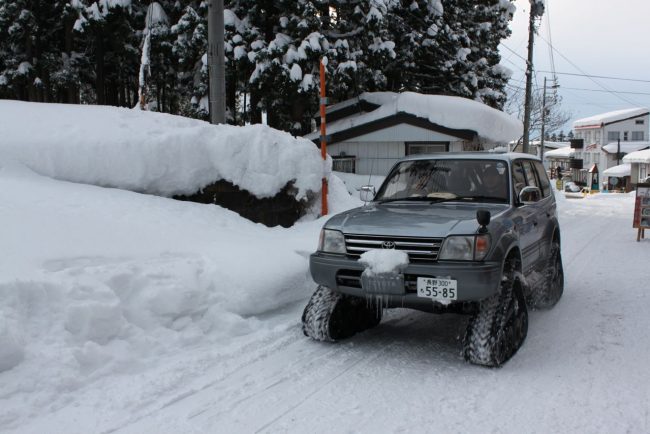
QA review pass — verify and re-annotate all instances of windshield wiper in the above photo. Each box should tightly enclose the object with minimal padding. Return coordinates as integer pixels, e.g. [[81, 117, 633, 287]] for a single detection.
[[454, 195, 506, 203], [378, 196, 435, 203]]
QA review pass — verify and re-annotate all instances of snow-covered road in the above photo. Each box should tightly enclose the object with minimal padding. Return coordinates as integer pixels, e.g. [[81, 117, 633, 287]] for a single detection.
[[2, 163, 649, 433], [112, 195, 650, 434]]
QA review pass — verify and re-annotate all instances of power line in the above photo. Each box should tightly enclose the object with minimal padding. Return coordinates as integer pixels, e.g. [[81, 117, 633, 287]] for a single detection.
[[500, 42, 529, 63], [561, 87, 650, 97], [537, 70, 650, 84], [536, 34, 644, 107]]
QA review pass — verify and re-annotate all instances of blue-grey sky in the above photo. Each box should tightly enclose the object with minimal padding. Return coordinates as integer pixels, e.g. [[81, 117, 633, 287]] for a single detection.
[[502, 0, 650, 132]]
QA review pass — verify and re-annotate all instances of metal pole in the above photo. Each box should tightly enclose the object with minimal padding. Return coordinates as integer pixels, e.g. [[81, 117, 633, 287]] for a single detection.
[[208, 0, 226, 124], [320, 59, 328, 216], [522, 5, 536, 154], [540, 77, 547, 162]]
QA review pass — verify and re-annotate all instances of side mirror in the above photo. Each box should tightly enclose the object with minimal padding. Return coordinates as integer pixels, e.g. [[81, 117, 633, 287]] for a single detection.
[[519, 186, 541, 203], [476, 210, 491, 233], [359, 185, 376, 203]]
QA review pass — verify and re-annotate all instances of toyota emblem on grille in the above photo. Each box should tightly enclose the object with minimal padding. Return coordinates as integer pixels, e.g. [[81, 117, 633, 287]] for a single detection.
[[382, 241, 396, 249]]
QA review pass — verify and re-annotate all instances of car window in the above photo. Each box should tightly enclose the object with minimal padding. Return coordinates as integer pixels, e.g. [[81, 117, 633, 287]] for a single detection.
[[532, 161, 551, 198], [512, 162, 527, 197], [522, 161, 538, 188], [375, 159, 509, 203]]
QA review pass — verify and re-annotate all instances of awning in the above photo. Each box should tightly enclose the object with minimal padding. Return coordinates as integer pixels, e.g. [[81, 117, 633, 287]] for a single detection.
[[544, 147, 575, 159], [588, 164, 598, 173], [602, 163, 631, 177]]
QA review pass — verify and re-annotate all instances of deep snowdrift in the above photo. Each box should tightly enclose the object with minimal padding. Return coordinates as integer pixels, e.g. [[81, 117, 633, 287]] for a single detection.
[[0, 160, 359, 431], [0, 101, 328, 199]]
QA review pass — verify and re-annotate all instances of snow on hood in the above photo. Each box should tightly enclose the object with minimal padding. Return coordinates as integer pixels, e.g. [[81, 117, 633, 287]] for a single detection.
[[0, 101, 328, 200], [306, 91, 522, 144]]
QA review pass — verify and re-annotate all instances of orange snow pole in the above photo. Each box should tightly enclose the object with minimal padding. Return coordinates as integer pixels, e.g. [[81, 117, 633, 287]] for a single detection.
[[320, 58, 328, 216]]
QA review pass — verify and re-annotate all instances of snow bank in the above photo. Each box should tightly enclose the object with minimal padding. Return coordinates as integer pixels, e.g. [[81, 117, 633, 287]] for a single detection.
[[0, 160, 360, 430], [0, 101, 327, 200], [307, 91, 522, 144]]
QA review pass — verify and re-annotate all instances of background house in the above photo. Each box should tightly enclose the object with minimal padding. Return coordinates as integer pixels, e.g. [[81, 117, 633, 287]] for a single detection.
[[305, 92, 522, 175], [571, 108, 649, 184]]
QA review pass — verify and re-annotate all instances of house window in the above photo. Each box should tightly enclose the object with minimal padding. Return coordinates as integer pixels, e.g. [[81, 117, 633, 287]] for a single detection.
[[405, 142, 448, 155], [636, 119, 644, 125], [607, 131, 620, 141], [624, 131, 629, 141], [632, 131, 644, 141], [332, 156, 356, 173]]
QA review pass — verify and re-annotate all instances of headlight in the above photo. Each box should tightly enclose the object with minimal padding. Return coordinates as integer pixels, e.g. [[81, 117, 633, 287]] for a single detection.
[[439, 235, 490, 261], [319, 229, 346, 254]]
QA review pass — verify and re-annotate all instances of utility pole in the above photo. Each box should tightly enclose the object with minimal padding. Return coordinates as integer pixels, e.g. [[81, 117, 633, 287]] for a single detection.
[[208, 0, 226, 124], [540, 76, 547, 162], [522, 1, 545, 154]]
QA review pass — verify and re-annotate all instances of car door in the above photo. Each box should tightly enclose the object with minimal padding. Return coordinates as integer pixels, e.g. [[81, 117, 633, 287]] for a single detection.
[[531, 160, 555, 262], [511, 160, 541, 272]]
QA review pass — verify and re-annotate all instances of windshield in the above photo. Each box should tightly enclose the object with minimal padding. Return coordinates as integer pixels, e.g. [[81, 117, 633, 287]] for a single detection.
[[375, 159, 510, 204]]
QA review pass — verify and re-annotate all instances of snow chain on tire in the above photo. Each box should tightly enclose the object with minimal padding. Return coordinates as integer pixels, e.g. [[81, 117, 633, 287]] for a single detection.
[[302, 286, 382, 342], [462, 256, 529, 367], [530, 241, 564, 309]]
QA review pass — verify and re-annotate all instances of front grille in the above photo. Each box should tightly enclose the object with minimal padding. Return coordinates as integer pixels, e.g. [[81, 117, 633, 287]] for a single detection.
[[344, 234, 443, 263], [335, 269, 424, 293]]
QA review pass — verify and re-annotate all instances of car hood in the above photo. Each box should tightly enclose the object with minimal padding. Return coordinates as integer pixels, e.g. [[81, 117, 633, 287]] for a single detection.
[[324, 202, 508, 237]]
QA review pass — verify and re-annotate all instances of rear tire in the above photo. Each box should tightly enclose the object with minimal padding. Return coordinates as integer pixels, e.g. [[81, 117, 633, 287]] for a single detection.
[[531, 240, 564, 309], [301, 286, 382, 342], [463, 255, 529, 367]]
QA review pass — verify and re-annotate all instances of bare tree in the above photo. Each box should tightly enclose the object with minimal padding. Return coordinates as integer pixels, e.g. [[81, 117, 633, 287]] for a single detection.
[[505, 83, 572, 141]]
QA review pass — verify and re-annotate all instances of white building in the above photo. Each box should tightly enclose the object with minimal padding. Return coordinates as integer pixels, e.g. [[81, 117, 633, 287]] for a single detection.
[[572, 108, 649, 185], [305, 92, 522, 175]]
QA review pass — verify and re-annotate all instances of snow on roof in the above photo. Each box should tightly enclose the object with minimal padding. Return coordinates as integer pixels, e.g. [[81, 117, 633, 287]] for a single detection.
[[544, 147, 575, 159], [602, 141, 650, 154], [0, 101, 326, 199], [623, 149, 650, 164], [308, 92, 522, 144], [602, 163, 631, 177], [573, 108, 649, 129]]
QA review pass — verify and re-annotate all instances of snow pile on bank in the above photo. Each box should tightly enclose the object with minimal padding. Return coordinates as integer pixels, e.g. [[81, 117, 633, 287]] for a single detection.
[[0, 159, 360, 430], [0, 101, 327, 199]]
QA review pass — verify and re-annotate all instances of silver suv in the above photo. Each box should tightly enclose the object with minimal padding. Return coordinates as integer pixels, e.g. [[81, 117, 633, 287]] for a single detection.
[[302, 153, 563, 367]]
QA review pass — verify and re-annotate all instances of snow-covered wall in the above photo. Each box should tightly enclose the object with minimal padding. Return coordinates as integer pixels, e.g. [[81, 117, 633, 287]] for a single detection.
[[0, 101, 328, 200]]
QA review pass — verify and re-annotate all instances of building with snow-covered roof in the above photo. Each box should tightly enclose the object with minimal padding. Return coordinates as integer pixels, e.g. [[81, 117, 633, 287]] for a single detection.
[[304, 92, 522, 175], [571, 107, 649, 189], [623, 149, 650, 185]]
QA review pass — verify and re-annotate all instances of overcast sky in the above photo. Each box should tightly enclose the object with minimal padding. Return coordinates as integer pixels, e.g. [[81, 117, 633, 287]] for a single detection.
[[502, 0, 650, 133]]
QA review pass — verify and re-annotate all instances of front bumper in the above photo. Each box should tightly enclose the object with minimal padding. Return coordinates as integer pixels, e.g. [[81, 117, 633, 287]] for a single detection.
[[310, 253, 502, 309]]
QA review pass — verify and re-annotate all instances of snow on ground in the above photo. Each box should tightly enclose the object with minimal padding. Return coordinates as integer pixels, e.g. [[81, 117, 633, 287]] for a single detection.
[[0, 101, 326, 199], [2, 156, 650, 432], [0, 159, 359, 432]]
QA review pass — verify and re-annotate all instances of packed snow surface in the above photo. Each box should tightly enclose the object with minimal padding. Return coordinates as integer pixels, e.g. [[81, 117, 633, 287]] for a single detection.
[[573, 107, 649, 128], [306, 91, 523, 144], [544, 147, 575, 159], [358, 249, 409, 275], [0, 101, 327, 199]]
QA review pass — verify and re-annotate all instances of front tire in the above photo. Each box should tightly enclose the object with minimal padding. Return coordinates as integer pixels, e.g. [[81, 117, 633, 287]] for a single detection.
[[301, 286, 382, 342], [463, 255, 529, 367]]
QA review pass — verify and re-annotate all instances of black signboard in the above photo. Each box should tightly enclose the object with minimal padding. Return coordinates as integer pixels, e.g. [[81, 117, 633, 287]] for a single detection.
[[570, 139, 584, 149]]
